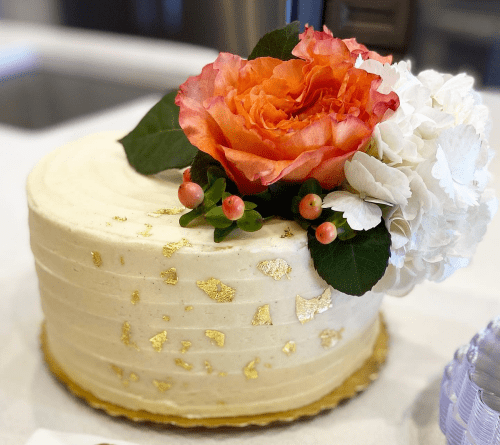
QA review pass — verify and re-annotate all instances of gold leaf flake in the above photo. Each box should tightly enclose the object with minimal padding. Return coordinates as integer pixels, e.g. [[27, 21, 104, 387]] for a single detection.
[[243, 358, 260, 380], [113, 216, 127, 221], [180, 341, 192, 354], [281, 227, 294, 238], [205, 330, 225, 347], [196, 278, 235, 303], [120, 255, 125, 265], [162, 315, 170, 322], [160, 268, 178, 285], [257, 259, 292, 280], [204, 361, 213, 374], [138, 223, 153, 237], [295, 288, 332, 324], [149, 330, 168, 352], [110, 365, 123, 378], [319, 327, 345, 349], [282, 341, 297, 356], [153, 380, 172, 392], [175, 358, 193, 371], [184, 305, 194, 312], [106, 222, 111, 226], [91, 251, 102, 267], [162, 238, 192, 257], [147, 207, 185, 217], [251, 304, 273, 326], [264, 363, 272, 369], [129, 372, 139, 382], [218, 372, 227, 377], [130, 290, 140, 305], [216, 400, 226, 405], [122, 380, 129, 387], [121, 321, 139, 350]]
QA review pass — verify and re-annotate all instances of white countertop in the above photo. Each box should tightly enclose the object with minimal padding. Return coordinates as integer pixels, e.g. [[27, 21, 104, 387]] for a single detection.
[[1, 89, 500, 445]]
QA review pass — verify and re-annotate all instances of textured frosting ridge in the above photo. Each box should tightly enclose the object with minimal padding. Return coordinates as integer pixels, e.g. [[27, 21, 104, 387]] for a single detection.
[[28, 132, 383, 418], [440, 316, 500, 444]]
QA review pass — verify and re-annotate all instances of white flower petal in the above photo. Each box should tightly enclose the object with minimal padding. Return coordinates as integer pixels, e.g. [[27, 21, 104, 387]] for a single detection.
[[322, 191, 382, 231]]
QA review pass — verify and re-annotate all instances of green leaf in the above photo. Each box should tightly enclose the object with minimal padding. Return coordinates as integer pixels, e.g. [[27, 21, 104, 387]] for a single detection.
[[298, 178, 323, 198], [203, 178, 226, 209], [205, 207, 233, 229], [179, 207, 204, 227], [119, 90, 199, 174], [214, 224, 237, 243], [248, 21, 300, 61], [307, 222, 391, 296], [244, 201, 258, 210], [237, 210, 264, 232]]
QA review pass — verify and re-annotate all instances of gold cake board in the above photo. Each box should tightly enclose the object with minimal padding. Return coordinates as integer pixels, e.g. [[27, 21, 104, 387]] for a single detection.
[[40, 314, 389, 428]]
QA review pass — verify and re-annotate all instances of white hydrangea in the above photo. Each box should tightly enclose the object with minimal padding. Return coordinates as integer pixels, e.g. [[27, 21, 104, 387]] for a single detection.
[[339, 59, 496, 296]]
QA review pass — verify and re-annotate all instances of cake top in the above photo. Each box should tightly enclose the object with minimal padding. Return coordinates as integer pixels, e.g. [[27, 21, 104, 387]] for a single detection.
[[118, 22, 495, 297]]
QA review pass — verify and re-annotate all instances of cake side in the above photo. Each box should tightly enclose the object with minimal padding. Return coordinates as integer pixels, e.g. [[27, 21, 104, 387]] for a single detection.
[[28, 133, 383, 418]]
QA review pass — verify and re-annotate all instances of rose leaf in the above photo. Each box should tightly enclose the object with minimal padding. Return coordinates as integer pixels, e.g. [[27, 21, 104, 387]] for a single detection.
[[119, 90, 199, 174], [307, 222, 391, 296], [248, 21, 300, 61]]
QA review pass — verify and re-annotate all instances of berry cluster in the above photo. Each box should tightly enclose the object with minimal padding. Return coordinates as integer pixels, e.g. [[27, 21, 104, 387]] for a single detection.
[[298, 194, 337, 245]]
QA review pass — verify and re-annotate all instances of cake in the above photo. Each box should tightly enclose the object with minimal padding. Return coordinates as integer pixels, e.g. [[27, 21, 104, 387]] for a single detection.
[[29, 22, 494, 425], [28, 132, 384, 421]]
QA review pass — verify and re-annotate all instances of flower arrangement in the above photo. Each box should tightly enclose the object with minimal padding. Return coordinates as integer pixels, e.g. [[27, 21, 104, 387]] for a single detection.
[[120, 22, 495, 297]]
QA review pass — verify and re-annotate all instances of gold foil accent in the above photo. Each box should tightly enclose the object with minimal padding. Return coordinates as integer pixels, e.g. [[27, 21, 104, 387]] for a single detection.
[[295, 288, 332, 324], [180, 341, 192, 354], [122, 380, 130, 387], [214, 246, 233, 251], [281, 227, 294, 238], [218, 372, 227, 377], [113, 216, 127, 221], [216, 400, 226, 405], [106, 222, 111, 226], [40, 315, 389, 427], [185, 305, 194, 312], [204, 361, 213, 374], [120, 256, 125, 265], [196, 278, 235, 303], [130, 373, 139, 382], [282, 341, 297, 356], [251, 304, 273, 326], [319, 328, 345, 349], [244, 358, 260, 380], [205, 330, 225, 347], [162, 238, 192, 257], [131, 290, 140, 305], [91, 251, 102, 267], [175, 358, 193, 371], [162, 315, 170, 322], [138, 223, 153, 237], [160, 268, 178, 285], [121, 322, 139, 350], [264, 363, 272, 369], [149, 331, 168, 352], [153, 380, 172, 393], [148, 207, 185, 217], [257, 259, 292, 280], [110, 365, 123, 378]]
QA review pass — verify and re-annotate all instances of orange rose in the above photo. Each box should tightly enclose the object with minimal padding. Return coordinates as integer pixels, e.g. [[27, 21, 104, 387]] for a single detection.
[[176, 26, 399, 195]]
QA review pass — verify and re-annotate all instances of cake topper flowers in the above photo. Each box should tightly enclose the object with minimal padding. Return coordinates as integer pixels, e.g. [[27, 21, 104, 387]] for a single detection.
[[120, 22, 495, 297]]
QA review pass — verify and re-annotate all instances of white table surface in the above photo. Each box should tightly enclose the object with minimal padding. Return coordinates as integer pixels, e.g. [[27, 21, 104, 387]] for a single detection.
[[1, 90, 500, 445]]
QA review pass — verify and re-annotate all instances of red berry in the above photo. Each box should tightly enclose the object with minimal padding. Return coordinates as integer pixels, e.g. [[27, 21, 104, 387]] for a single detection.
[[178, 182, 204, 209], [222, 195, 245, 220], [299, 194, 322, 220], [182, 168, 191, 183], [316, 222, 337, 244]]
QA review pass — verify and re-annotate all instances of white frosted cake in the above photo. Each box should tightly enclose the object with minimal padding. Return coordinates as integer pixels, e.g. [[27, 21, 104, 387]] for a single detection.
[[28, 132, 384, 421]]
